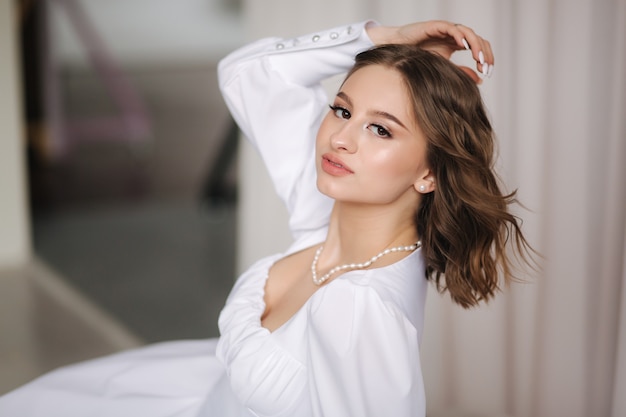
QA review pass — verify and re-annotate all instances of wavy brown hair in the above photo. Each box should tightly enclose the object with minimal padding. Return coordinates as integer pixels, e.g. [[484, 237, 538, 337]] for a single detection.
[[346, 44, 534, 308]]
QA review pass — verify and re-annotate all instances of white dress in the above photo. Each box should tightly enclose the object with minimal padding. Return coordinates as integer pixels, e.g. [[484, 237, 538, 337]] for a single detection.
[[0, 21, 428, 417]]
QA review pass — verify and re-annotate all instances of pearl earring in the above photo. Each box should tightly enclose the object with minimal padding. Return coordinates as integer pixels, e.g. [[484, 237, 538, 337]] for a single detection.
[[419, 185, 426, 192]]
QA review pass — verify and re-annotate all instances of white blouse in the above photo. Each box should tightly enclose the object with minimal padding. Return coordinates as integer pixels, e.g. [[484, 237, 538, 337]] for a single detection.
[[216, 20, 428, 417], [0, 21, 428, 417]]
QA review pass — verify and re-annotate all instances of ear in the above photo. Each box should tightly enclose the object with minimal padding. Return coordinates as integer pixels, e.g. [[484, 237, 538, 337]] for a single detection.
[[414, 169, 436, 194]]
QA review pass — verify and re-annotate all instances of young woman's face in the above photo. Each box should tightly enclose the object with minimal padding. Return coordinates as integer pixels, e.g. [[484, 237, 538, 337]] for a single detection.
[[316, 65, 431, 207]]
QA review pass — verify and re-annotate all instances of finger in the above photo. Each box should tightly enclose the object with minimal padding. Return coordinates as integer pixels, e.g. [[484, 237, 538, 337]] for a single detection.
[[482, 39, 494, 65], [453, 26, 493, 75], [439, 22, 474, 51], [413, 21, 495, 77], [416, 21, 472, 51], [452, 25, 481, 57], [454, 30, 488, 76], [473, 43, 487, 76], [451, 23, 473, 51], [428, 22, 492, 76], [482, 39, 495, 77], [476, 37, 495, 76], [470, 37, 490, 76]]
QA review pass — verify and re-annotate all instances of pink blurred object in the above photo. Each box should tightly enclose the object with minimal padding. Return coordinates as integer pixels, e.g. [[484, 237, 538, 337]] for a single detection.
[[43, 0, 152, 159]]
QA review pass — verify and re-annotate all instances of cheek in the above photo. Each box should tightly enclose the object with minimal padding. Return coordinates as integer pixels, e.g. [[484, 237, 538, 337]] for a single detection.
[[369, 146, 424, 179]]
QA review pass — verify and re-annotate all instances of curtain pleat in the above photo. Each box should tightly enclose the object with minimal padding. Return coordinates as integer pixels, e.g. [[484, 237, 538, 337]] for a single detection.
[[587, 1, 626, 414], [609, 2, 626, 416], [417, 1, 626, 416], [614, 227, 626, 416]]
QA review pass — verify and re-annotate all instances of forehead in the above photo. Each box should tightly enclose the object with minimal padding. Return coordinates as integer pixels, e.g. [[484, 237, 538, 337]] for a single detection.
[[340, 65, 413, 121]]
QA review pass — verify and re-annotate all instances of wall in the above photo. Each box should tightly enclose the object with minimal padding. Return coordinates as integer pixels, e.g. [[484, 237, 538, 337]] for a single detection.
[[0, 0, 31, 268], [52, 0, 244, 68]]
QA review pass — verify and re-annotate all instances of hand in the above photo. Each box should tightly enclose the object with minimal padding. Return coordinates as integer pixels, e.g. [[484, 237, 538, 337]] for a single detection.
[[367, 20, 494, 83]]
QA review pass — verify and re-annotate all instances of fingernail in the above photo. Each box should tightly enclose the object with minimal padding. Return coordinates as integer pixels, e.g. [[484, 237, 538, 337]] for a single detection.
[[482, 63, 489, 75], [478, 51, 485, 65], [462, 38, 470, 50]]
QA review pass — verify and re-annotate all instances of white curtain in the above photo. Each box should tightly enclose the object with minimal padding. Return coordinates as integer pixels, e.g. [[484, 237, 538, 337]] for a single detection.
[[239, 1, 626, 416], [417, 1, 626, 416]]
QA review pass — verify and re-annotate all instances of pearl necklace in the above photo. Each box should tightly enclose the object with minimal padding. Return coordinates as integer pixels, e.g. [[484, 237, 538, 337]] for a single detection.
[[311, 241, 421, 286]]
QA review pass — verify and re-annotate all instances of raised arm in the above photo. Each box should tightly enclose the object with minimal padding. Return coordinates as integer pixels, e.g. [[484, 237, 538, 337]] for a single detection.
[[218, 21, 375, 238]]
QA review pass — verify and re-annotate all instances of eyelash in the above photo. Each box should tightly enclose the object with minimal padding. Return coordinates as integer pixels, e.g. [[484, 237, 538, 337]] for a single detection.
[[329, 104, 350, 120], [328, 105, 392, 138]]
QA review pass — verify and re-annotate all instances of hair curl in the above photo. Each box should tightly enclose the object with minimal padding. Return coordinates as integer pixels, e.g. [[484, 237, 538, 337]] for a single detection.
[[347, 44, 535, 308]]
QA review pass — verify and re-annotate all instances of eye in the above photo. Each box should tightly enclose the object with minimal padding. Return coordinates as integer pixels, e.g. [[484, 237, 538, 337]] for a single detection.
[[367, 124, 392, 138], [329, 105, 351, 120]]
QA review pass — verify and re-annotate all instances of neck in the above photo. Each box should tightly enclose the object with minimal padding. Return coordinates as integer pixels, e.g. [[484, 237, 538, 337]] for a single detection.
[[319, 200, 419, 268]]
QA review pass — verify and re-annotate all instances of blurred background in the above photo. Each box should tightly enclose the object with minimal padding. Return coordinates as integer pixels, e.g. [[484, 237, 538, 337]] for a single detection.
[[1, 0, 243, 394], [0, 1, 624, 417], [24, 0, 242, 343]]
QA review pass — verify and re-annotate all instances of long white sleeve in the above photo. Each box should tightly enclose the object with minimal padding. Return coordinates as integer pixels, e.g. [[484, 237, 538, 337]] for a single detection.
[[217, 22, 375, 239]]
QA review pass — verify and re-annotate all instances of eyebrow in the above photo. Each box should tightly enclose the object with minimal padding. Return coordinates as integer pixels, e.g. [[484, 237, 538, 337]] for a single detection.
[[336, 91, 408, 130]]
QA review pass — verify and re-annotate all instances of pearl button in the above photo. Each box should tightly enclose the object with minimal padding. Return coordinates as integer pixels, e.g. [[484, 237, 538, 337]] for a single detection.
[[312, 34, 320, 42], [276, 43, 284, 50], [330, 32, 338, 39]]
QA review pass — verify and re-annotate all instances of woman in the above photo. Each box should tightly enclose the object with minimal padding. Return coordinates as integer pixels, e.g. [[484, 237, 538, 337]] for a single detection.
[[0, 19, 530, 417]]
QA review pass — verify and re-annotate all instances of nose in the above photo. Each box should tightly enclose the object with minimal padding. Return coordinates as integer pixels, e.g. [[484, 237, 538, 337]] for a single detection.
[[330, 121, 358, 153]]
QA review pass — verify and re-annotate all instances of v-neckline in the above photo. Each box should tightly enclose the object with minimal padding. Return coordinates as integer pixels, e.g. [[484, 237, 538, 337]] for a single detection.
[[258, 245, 421, 334], [259, 244, 322, 334]]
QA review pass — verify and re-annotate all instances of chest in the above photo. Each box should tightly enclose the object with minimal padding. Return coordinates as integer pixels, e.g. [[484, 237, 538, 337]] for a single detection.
[[261, 248, 320, 332]]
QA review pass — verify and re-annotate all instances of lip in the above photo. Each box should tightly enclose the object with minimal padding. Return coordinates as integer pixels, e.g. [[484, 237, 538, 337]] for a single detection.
[[321, 153, 353, 176]]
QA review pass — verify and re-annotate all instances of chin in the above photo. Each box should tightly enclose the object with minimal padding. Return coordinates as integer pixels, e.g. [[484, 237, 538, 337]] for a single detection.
[[316, 177, 335, 199]]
